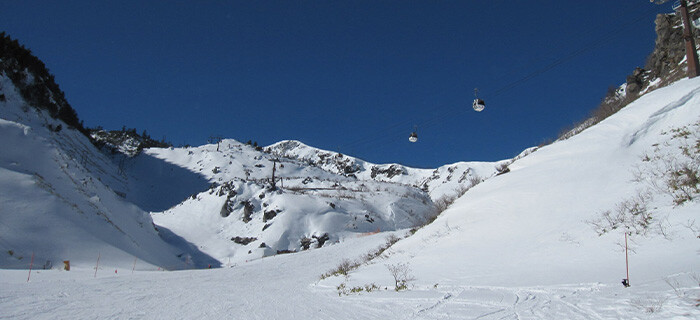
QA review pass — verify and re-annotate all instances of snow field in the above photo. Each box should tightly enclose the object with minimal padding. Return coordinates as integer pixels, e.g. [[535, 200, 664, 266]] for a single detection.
[[2, 232, 697, 319]]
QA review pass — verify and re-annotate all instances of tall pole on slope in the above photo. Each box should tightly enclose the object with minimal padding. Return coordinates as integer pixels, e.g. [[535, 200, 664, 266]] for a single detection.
[[27, 252, 35, 282], [652, 0, 700, 78], [679, 0, 700, 78], [625, 232, 630, 287]]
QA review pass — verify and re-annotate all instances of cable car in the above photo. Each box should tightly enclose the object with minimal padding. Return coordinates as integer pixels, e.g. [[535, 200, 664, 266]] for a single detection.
[[472, 98, 485, 112], [409, 125, 418, 142], [473, 88, 485, 112]]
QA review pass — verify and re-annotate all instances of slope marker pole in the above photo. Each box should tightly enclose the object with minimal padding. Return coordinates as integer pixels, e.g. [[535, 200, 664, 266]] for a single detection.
[[94, 253, 101, 278], [132, 257, 137, 274], [624, 232, 630, 287], [27, 252, 35, 282]]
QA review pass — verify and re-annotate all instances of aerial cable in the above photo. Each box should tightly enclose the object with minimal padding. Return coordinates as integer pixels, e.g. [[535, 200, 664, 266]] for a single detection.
[[339, 5, 664, 154]]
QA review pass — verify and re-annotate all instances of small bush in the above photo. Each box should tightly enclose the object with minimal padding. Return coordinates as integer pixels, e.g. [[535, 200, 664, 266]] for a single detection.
[[336, 282, 381, 296], [386, 262, 415, 291], [588, 190, 654, 236], [635, 123, 700, 206], [468, 175, 482, 188], [321, 235, 404, 280], [629, 297, 667, 314], [320, 259, 360, 280], [363, 234, 401, 261], [590, 121, 700, 238]]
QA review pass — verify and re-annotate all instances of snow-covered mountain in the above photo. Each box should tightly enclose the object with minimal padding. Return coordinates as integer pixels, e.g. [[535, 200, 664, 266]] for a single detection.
[[0, 72, 214, 270], [126, 138, 511, 264], [1, 36, 514, 269]]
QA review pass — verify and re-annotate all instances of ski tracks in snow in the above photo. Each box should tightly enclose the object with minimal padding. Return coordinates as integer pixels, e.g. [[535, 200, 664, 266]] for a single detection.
[[401, 286, 608, 320]]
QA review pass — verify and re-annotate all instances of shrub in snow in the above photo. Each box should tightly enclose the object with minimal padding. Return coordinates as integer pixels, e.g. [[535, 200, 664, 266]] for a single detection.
[[312, 233, 330, 248], [363, 234, 401, 261], [321, 235, 406, 281], [629, 296, 668, 314], [588, 190, 654, 236], [336, 282, 381, 296], [300, 237, 312, 250], [636, 122, 700, 206], [589, 121, 700, 238], [321, 259, 359, 279], [468, 174, 482, 188], [386, 262, 415, 291]]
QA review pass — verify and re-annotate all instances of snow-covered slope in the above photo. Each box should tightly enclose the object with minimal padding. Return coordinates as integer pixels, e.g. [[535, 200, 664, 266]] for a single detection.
[[141, 140, 464, 264], [0, 73, 209, 270], [121, 133, 512, 264], [331, 77, 700, 291]]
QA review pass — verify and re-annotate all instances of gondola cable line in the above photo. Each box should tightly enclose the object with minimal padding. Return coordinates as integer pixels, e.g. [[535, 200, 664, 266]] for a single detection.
[[339, 5, 664, 154]]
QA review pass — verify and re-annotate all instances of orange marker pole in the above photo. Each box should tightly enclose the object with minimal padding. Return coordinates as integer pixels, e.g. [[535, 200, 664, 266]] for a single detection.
[[27, 252, 35, 282], [625, 232, 630, 287]]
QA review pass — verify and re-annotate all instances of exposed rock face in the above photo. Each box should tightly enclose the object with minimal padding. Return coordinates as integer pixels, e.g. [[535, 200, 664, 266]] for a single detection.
[[645, 13, 685, 82], [642, 3, 700, 89], [626, 67, 649, 95], [370, 164, 406, 179]]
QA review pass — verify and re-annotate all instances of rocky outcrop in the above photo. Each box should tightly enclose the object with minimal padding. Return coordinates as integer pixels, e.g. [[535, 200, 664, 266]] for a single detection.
[[639, 2, 700, 91]]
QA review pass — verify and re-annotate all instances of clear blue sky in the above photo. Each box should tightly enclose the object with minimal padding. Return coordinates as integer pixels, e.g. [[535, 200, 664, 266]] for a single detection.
[[2, 1, 673, 168]]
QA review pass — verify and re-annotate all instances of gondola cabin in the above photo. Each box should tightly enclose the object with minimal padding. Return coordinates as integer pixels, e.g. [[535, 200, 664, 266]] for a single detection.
[[408, 132, 418, 143], [472, 98, 485, 112]]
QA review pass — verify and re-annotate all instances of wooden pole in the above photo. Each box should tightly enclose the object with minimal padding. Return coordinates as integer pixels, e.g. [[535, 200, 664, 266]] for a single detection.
[[680, 0, 700, 78], [27, 252, 34, 282], [94, 253, 100, 278], [625, 232, 630, 287]]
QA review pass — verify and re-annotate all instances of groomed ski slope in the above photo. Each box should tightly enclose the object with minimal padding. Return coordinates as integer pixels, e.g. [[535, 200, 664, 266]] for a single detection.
[[2, 77, 700, 319]]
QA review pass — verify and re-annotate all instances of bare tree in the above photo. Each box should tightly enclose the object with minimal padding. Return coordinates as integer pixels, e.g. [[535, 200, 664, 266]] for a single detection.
[[386, 262, 415, 291]]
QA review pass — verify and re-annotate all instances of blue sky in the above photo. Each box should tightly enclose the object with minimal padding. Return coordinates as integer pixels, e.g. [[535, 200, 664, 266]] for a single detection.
[[2, 1, 673, 168]]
